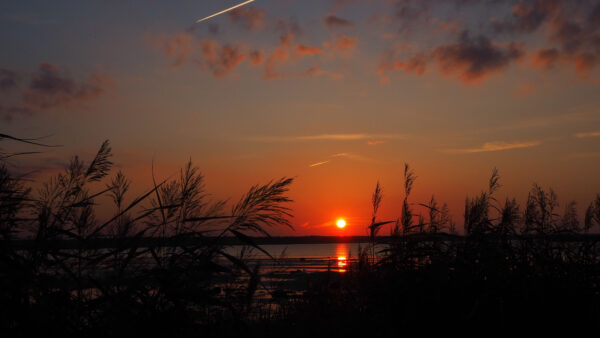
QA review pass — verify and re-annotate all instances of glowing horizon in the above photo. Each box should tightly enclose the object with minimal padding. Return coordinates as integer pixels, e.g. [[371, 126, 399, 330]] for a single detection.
[[2, 0, 599, 236]]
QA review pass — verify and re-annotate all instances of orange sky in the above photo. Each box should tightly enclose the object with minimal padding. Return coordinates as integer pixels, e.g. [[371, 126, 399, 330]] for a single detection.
[[2, 0, 600, 236]]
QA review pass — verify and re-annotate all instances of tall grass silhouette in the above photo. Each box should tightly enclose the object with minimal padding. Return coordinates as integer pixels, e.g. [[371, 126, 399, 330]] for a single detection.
[[0, 136, 293, 337], [2, 135, 600, 336], [270, 164, 600, 335]]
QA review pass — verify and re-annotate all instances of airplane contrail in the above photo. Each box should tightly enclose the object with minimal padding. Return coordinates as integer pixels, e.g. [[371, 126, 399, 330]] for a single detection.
[[196, 0, 255, 23], [309, 160, 329, 168]]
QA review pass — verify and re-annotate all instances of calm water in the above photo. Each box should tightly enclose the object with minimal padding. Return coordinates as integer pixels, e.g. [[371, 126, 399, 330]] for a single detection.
[[226, 242, 376, 273], [233, 242, 368, 259]]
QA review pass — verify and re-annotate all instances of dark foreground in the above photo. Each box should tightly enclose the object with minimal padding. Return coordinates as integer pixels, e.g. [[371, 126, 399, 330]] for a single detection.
[[3, 234, 600, 337], [2, 139, 600, 336]]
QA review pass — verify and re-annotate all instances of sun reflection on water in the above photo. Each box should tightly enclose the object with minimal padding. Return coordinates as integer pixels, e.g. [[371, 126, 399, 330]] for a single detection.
[[336, 243, 349, 273]]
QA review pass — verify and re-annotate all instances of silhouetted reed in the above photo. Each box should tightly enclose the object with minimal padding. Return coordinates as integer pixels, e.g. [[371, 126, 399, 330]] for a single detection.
[[0, 136, 293, 337], [268, 165, 600, 336], [3, 135, 600, 336]]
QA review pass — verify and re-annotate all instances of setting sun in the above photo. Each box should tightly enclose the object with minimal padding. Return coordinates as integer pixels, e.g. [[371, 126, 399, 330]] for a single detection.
[[336, 219, 346, 229]]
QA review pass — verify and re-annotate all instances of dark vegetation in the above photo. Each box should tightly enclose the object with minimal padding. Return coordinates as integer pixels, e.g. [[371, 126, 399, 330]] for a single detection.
[[2, 136, 600, 337]]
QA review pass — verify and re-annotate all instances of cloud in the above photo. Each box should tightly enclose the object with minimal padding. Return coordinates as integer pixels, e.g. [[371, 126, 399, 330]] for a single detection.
[[251, 133, 405, 142], [378, 53, 428, 78], [377, 1, 600, 80], [323, 34, 357, 53], [538, 4, 600, 77], [304, 65, 343, 79], [493, 0, 560, 34], [367, 140, 385, 146], [0, 63, 112, 120], [23, 63, 109, 108], [249, 50, 265, 66], [295, 44, 323, 56], [199, 39, 248, 77], [227, 6, 266, 31], [263, 28, 342, 80], [575, 131, 600, 138], [151, 15, 353, 81], [0, 68, 18, 92], [446, 140, 542, 153], [151, 33, 249, 77], [378, 30, 524, 84], [332, 152, 370, 161], [323, 14, 354, 29], [150, 32, 194, 67], [432, 31, 525, 84], [296, 133, 403, 141], [264, 32, 294, 79], [530, 48, 560, 69]]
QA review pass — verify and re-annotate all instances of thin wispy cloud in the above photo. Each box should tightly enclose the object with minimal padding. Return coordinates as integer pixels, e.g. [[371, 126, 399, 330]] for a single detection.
[[332, 152, 370, 161], [445, 140, 542, 154], [575, 131, 600, 138], [309, 160, 329, 167], [251, 133, 405, 142]]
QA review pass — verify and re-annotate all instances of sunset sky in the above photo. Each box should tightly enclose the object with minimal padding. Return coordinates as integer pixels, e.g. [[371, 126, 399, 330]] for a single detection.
[[1, 0, 599, 236]]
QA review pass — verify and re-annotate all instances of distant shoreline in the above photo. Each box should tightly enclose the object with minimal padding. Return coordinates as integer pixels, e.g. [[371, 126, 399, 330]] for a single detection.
[[7, 233, 600, 249]]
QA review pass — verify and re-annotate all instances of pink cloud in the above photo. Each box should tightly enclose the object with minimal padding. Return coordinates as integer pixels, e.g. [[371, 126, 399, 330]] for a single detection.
[[199, 39, 248, 78]]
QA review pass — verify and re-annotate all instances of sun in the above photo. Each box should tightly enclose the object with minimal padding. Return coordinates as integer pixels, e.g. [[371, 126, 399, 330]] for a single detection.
[[336, 219, 346, 229]]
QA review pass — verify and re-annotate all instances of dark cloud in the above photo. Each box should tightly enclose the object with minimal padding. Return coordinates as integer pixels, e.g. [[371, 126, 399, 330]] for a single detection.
[[21, 63, 110, 112], [0, 68, 18, 92], [323, 14, 354, 29], [227, 6, 266, 31], [545, 11, 600, 76], [378, 30, 525, 84], [432, 31, 525, 83], [493, 0, 561, 34], [389, 0, 598, 75], [485, 0, 600, 76], [0, 63, 111, 121], [551, 20, 585, 54]]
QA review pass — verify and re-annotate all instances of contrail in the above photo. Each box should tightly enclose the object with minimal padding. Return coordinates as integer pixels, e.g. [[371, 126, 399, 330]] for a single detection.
[[309, 160, 329, 168], [196, 0, 255, 23]]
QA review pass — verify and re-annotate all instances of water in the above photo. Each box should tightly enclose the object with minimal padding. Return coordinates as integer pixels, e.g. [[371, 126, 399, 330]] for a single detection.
[[225, 242, 373, 274], [233, 242, 366, 259]]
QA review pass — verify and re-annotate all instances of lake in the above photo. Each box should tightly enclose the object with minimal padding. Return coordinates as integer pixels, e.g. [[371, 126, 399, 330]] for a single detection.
[[226, 242, 374, 274]]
